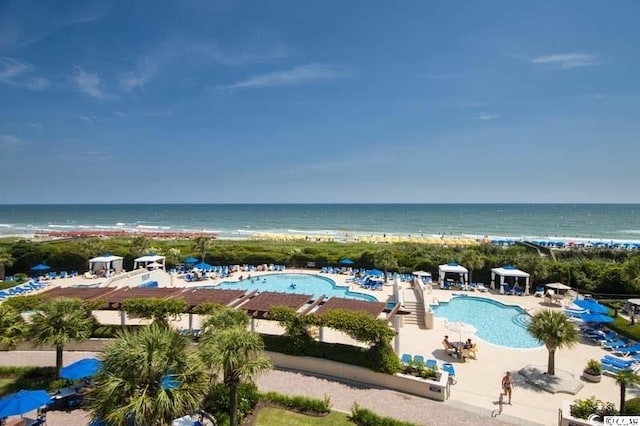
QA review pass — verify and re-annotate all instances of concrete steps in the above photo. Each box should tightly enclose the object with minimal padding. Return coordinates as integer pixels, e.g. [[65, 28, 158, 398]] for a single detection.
[[402, 300, 427, 329]]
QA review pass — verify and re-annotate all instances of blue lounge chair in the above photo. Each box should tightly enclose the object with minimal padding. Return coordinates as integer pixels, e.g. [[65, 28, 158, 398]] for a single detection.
[[602, 357, 632, 369], [400, 354, 412, 365], [476, 283, 488, 292], [534, 287, 544, 297], [413, 355, 425, 366], [602, 363, 623, 376], [442, 363, 456, 384], [603, 355, 634, 367], [603, 338, 631, 350], [613, 343, 640, 355], [426, 359, 438, 369]]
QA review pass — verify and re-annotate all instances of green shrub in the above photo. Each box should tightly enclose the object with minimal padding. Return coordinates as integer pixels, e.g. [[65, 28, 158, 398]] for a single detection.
[[350, 403, 417, 426], [625, 398, 640, 415], [570, 396, 617, 420], [260, 391, 331, 415], [202, 382, 259, 425]]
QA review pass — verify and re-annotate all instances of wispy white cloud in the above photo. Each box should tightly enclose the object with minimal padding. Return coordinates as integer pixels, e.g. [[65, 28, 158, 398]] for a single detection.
[[0, 134, 25, 147], [0, 56, 49, 90], [216, 64, 347, 91], [76, 115, 96, 124], [118, 38, 288, 92], [531, 53, 600, 69], [71, 65, 105, 99], [0, 0, 112, 51], [474, 112, 499, 121]]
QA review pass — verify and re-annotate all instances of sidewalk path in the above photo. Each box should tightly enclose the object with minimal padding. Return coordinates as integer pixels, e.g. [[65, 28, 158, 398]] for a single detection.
[[0, 351, 527, 426]]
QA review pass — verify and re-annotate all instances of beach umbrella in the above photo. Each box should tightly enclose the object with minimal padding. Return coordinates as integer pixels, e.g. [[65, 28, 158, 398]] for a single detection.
[[445, 321, 477, 342], [183, 257, 198, 264], [193, 262, 213, 271], [60, 358, 102, 380], [30, 263, 50, 272], [573, 299, 609, 315], [366, 269, 383, 277], [579, 313, 613, 324], [0, 389, 52, 418], [339, 259, 354, 265]]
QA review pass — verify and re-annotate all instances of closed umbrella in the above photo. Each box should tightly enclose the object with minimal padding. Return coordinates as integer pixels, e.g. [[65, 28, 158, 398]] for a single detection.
[[445, 321, 477, 343], [0, 389, 52, 418]]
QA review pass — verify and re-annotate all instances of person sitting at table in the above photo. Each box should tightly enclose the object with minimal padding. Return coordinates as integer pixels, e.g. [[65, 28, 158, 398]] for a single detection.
[[442, 335, 455, 354]]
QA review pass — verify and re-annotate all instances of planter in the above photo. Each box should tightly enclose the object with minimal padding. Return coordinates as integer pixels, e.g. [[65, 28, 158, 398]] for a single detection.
[[583, 370, 602, 383]]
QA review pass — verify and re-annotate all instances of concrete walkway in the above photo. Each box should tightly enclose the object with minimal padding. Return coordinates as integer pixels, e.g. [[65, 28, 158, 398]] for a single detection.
[[1, 351, 525, 426]]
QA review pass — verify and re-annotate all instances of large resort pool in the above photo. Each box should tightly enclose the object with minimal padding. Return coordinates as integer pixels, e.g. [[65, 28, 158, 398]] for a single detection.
[[200, 273, 379, 302], [431, 296, 542, 349]]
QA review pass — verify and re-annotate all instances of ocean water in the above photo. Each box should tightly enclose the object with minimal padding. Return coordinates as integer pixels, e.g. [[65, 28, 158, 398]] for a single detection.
[[0, 204, 639, 242]]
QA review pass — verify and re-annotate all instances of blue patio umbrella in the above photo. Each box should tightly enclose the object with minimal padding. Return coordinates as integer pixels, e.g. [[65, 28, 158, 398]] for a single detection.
[[573, 299, 609, 315], [0, 389, 52, 418], [60, 358, 102, 380], [366, 269, 383, 277], [183, 257, 198, 264], [193, 261, 213, 271], [579, 313, 613, 324], [339, 259, 354, 265], [30, 263, 50, 272], [161, 374, 179, 390]]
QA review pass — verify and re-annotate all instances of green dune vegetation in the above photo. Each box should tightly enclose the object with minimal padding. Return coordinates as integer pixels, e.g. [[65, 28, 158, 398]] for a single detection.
[[1, 236, 640, 296]]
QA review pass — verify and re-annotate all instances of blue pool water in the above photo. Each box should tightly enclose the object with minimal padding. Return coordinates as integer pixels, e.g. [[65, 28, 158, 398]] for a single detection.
[[202, 273, 378, 302], [431, 296, 542, 349], [138, 281, 158, 288]]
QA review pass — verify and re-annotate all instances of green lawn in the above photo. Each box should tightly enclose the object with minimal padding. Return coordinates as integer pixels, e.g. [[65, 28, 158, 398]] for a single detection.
[[256, 407, 352, 425]]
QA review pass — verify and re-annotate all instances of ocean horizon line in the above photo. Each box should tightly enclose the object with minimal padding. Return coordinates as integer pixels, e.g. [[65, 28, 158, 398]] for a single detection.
[[1, 202, 639, 206]]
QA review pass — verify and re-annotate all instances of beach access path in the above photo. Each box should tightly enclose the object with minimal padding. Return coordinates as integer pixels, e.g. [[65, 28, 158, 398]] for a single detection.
[[1, 351, 520, 426]]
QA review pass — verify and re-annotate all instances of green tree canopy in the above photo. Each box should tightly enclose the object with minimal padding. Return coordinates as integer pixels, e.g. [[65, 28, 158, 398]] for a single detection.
[[89, 324, 208, 426], [0, 305, 26, 350], [527, 310, 579, 375], [28, 297, 95, 376]]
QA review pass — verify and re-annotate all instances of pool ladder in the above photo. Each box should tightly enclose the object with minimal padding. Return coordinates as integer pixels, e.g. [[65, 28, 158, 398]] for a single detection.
[[431, 296, 440, 306]]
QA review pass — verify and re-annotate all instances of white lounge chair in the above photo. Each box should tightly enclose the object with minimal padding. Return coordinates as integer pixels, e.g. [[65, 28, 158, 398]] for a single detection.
[[476, 283, 488, 292]]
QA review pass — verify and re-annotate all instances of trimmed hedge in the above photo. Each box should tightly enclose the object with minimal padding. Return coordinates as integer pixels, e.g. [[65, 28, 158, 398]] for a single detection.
[[260, 391, 331, 415], [350, 403, 418, 426], [262, 335, 380, 371]]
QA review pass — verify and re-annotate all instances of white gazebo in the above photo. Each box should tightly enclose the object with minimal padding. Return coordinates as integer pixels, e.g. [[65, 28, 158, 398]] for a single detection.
[[133, 254, 166, 271], [491, 265, 530, 293], [438, 262, 469, 288], [89, 254, 124, 274]]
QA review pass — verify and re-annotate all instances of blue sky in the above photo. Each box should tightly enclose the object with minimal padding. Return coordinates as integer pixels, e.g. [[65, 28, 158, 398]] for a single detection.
[[1, 0, 639, 203]]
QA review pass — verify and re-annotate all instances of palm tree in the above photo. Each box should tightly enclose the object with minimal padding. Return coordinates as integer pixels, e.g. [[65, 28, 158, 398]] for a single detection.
[[374, 250, 398, 283], [527, 310, 580, 375], [616, 369, 640, 414], [89, 324, 208, 426], [28, 298, 94, 376], [0, 305, 26, 351], [193, 236, 213, 262], [80, 238, 105, 262], [199, 309, 271, 426]]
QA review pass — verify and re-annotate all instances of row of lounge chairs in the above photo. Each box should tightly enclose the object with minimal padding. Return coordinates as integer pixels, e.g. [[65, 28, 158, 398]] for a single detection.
[[400, 353, 456, 379], [441, 281, 487, 292], [0, 280, 50, 300], [583, 327, 640, 375]]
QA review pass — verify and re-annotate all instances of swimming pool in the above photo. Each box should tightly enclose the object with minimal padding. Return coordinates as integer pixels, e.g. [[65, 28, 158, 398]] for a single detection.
[[431, 296, 542, 349], [200, 273, 378, 302]]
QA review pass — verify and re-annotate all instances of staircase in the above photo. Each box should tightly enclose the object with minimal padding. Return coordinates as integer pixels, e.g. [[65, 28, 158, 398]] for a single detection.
[[402, 299, 427, 329]]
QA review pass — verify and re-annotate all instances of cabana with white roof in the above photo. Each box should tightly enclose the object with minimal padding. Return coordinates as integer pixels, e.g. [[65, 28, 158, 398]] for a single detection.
[[88, 254, 124, 274], [491, 265, 530, 293], [133, 254, 166, 271], [438, 262, 469, 288]]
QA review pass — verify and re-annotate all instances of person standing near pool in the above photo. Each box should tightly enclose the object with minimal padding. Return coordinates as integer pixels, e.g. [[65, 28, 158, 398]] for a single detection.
[[501, 371, 514, 404]]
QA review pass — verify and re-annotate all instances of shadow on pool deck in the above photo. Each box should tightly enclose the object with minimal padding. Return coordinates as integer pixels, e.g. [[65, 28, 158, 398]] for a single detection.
[[518, 365, 584, 395]]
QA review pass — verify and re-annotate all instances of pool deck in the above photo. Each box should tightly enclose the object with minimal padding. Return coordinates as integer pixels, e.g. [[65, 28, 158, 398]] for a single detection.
[[22, 269, 640, 425]]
